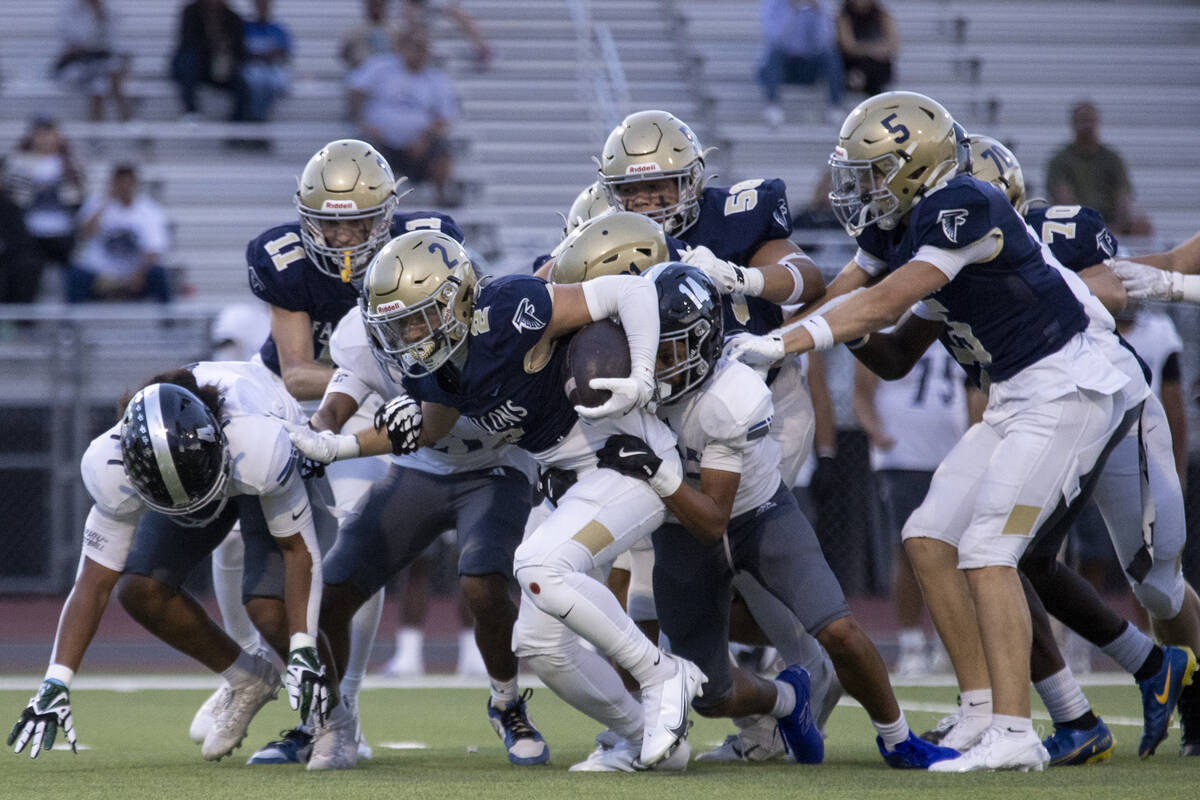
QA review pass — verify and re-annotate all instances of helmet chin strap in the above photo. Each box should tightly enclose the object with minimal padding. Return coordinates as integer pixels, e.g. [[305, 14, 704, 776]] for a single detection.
[[340, 251, 353, 283]]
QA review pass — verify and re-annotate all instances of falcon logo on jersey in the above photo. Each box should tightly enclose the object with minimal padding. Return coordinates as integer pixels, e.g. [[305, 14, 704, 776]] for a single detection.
[[773, 198, 790, 230], [512, 298, 546, 332], [1097, 229, 1116, 258], [938, 209, 969, 244], [626, 162, 662, 175]]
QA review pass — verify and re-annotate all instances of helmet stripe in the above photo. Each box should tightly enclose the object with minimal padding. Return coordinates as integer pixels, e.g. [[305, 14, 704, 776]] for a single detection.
[[143, 385, 191, 507]]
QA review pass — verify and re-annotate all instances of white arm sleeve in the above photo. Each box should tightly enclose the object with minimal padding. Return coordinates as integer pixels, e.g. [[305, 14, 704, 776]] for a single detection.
[[913, 234, 1001, 280], [580, 274, 660, 380], [80, 505, 141, 573], [854, 247, 888, 277], [323, 366, 374, 410], [259, 475, 323, 638]]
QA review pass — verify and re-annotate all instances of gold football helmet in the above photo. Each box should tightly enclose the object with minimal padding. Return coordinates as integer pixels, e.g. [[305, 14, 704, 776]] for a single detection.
[[549, 211, 670, 284], [829, 91, 962, 236], [563, 181, 614, 237], [965, 134, 1027, 213], [296, 139, 401, 283], [598, 110, 707, 236], [362, 230, 477, 378]]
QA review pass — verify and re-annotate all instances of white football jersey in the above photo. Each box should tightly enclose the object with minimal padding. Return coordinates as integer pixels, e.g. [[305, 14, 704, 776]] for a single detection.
[[79, 360, 313, 573], [328, 307, 535, 478], [1120, 311, 1183, 397], [659, 358, 780, 519], [871, 346, 967, 472]]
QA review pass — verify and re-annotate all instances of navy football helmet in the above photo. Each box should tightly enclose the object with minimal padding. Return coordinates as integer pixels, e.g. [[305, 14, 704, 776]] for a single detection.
[[120, 383, 230, 526], [645, 262, 724, 405]]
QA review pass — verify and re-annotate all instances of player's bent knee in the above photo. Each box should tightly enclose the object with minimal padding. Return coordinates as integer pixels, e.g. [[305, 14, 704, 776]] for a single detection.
[[459, 574, 512, 617], [1133, 571, 1186, 620], [513, 563, 572, 617], [116, 574, 170, 618], [814, 616, 863, 658]]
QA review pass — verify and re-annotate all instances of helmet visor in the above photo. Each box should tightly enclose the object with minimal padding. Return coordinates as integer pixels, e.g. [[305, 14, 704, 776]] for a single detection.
[[828, 152, 901, 236], [365, 282, 466, 378], [655, 319, 713, 405], [602, 166, 701, 236], [297, 196, 397, 283]]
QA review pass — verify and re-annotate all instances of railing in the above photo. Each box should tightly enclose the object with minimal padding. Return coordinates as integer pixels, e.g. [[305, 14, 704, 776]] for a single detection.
[[566, 0, 631, 134]]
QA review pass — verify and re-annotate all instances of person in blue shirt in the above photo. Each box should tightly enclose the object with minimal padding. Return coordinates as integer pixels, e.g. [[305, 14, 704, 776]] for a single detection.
[[241, 0, 292, 122], [730, 91, 1131, 772]]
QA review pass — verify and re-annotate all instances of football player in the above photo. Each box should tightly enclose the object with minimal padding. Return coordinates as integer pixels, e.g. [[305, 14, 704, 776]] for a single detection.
[[7, 363, 337, 765], [729, 91, 1132, 772], [597, 263, 958, 769], [282, 240, 547, 768], [198, 139, 465, 764], [287, 228, 704, 768], [966, 135, 1199, 759], [1107, 233, 1200, 303]]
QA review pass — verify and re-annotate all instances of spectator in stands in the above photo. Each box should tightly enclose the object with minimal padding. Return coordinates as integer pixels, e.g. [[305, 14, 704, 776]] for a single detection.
[[66, 164, 172, 303], [835, 0, 898, 97], [341, 0, 398, 71], [757, 0, 844, 127], [1046, 101, 1152, 237], [4, 116, 86, 301], [241, 0, 292, 122], [348, 31, 459, 207], [170, 0, 250, 121], [402, 0, 493, 71], [54, 0, 133, 121], [0, 171, 42, 305]]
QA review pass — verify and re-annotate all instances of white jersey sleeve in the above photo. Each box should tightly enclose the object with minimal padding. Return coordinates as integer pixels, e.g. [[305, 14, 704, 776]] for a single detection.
[[78, 424, 144, 572], [329, 307, 392, 402], [226, 414, 299, 498]]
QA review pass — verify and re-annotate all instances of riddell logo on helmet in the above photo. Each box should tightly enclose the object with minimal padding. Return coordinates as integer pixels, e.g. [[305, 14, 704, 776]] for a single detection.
[[322, 200, 359, 210], [626, 163, 662, 175], [375, 300, 407, 313]]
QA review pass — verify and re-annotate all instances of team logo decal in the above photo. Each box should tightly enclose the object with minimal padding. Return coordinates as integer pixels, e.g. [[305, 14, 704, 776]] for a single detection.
[[937, 209, 969, 244], [512, 297, 547, 332], [1096, 229, 1117, 258], [773, 198, 790, 229]]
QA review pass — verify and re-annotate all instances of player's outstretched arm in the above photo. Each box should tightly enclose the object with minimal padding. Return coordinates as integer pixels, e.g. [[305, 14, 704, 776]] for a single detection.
[[271, 306, 335, 402], [748, 239, 826, 308], [847, 311, 943, 381]]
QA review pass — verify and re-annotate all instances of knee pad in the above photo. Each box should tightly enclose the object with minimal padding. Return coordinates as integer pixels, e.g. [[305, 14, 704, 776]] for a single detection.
[[513, 563, 573, 617], [1132, 562, 1186, 620]]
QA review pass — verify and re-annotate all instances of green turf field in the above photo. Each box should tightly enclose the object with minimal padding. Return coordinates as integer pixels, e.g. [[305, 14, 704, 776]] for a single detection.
[[0, 683, 1193, 800]]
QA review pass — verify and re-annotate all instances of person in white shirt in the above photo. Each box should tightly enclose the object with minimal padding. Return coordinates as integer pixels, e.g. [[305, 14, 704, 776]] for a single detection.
[[66, 164, 172, 303]]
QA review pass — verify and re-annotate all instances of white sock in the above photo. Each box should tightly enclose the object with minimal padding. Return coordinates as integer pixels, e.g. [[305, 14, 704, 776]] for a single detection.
[[898, 628, 926, 654], [770, 679, 796, 718], [221, 648, 260, 686], [397, 627, 423, 658], [524, 641, 642, 742], [212, 530, 262, 653], [489, 675, 518, 709], [873, 713, 909, 749], [1034, 668, 1091, 724], [960, 688, 992, 720], [1100, 622, 1155, 675], [992, 713, 1032, 736], [342, 588, 384, 700]]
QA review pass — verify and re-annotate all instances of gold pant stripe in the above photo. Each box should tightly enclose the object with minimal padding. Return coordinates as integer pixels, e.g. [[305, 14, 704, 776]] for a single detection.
[[1002, 504, 1042, 536], [572, 520, 615, 555]]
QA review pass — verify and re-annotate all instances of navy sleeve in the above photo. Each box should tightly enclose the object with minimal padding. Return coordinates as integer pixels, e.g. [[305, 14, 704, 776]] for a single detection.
[[911, 183, 998, 252], [1028, 205, 1118, 273], [391, 212, 465, 243], [472, 275, 554, 364], [665, 235, 685, 259], [246, 224, 310, 311], [757, 177, 794, 240]]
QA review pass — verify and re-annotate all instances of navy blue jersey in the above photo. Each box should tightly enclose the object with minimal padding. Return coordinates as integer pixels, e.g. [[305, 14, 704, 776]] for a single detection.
[[857, 175, 1087, 385], [402, 274, 577, 453], [681, 179, 793, 337], [247, 212, 463, 374], [1024, 203, 1150, 383]]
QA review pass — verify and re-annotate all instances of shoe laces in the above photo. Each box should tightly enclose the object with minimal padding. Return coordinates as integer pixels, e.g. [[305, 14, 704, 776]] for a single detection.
[[499, 689, 537, 740]]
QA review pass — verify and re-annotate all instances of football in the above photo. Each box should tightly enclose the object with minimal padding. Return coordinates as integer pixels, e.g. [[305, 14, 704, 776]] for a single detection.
[[564, 318, 631, 408]]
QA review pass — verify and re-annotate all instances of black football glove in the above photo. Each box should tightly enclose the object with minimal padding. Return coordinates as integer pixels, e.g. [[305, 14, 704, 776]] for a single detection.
[[597, 434, 662, 481], [373, 395, 422, 456]]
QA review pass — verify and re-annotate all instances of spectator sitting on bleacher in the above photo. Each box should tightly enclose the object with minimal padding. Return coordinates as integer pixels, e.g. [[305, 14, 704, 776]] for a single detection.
[[835, 0, 897, 97], [1046, 100, 1153, 237], [54, 0, 132, 121], [4, 116, 85, 302], [757, 0, 844, 128], [170, 0, 250, 122], [241, 0, 292, 122], [402, 0, 493, 72], [0, 171, 42, 305], [341, 0, 399, 71], [348, 31, 459, 207], [66, 164, 171, 304]]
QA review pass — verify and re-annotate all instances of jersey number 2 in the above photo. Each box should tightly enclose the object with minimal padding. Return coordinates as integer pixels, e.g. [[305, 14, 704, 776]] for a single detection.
[[264, 232, 306, 271]]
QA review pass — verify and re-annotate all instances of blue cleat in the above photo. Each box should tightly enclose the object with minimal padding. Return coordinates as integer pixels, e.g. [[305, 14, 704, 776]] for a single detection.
[[877, 730, 959, 769], [774, 665, 824, 764], [246, 728, 313, 764], [1042, 717, 1115, 766], [487, 689, 550, 765], [1137, 645, 1197, 758]]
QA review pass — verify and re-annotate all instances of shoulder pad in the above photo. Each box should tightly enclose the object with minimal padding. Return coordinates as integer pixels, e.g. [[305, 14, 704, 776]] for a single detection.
[[695, 360, 774, 443], [1026, 204, 1119, 271], [912, 179, 997, 251], [79, 426, 143, 517], [246, 222, 311, 309], [392, 212, 465, 243], [227, 416, 296, 496]]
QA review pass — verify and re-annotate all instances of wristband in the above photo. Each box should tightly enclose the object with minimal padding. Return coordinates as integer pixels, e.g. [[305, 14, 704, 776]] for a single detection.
[[45, 663, 75, 688], [815, 446, 837, 459], [1174, 272, 1200, 303], [741, 267, 766, 298], [335, 433, 361, 461], [289, 632, 318, 652], [800, 316, 835, 352], [648, 455, 683, 497]]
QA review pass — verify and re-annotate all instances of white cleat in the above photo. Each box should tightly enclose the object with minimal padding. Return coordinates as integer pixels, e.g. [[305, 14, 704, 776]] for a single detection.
[[922, 706, 991, 752], [569, 736, 690, 772], [695, 715, 785, 762], [308, 700, 359, 771], [927, 725, 1049, 773], [639, 654, 705, 767], [190, 683, 231, 744], [201, 656, 281, 761]]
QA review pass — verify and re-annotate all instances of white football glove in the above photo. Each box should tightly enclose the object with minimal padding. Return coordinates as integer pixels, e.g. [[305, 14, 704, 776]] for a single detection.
[[1108, 258, 1179, 300], [724, 331, 786, 367], [285, 645, 330, 726], [281, 419, 359, 465], [575, 365, 656, 420], [679, 245, 765, 297]]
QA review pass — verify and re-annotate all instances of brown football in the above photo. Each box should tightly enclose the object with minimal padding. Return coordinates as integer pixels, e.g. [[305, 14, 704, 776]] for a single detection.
[[565, 319, 631, 408]]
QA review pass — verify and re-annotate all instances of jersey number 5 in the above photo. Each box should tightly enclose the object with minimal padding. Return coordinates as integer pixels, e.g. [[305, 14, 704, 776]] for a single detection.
[[724, 179, 763, 215], [264, 232, 306, 271]]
